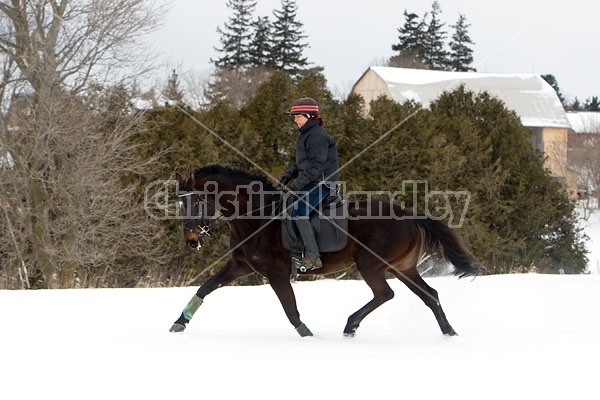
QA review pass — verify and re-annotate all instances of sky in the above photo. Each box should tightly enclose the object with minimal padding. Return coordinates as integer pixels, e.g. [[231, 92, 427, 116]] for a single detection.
[[147, 0, 598, 101], [1, 273, 599, 399]]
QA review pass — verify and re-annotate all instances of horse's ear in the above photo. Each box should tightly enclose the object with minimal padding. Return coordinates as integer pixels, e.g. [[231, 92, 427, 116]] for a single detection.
[[188, 171, 195, 185], [175, 172, 183, 182]]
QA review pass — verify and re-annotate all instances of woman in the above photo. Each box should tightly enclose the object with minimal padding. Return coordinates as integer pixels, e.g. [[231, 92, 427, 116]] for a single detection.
[[280, 97, 339, 270]]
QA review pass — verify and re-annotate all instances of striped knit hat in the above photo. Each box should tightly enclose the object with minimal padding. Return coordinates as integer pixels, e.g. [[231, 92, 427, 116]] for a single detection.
[[289, 97, 319, 116]]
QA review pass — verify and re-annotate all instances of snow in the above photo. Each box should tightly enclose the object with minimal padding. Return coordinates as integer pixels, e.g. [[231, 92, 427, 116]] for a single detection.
[[400, 89, 421, 103], [581, 208, 600, 274], [1, 274, 599, 400], [371, 66, 546, 87], [567, 112, 600, 134], [0, 149, 13, 169], [1, 204, 598, 399]]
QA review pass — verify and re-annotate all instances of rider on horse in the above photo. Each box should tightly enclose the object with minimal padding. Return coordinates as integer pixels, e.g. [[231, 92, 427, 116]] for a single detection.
[[280, 97, 340, 270]]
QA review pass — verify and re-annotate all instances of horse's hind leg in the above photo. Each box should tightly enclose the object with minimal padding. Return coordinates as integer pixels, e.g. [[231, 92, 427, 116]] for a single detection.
[[391, 268, 457, 336], [344, 265, 395, 337], [170, 258, 252, 332]]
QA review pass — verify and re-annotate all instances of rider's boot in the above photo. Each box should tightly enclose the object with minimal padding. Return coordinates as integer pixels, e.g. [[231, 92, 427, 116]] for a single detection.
[[294, 219, 323, 270]]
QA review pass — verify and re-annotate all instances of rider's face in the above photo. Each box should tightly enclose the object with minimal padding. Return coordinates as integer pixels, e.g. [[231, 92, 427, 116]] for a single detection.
[[294, 114, 308, 128]]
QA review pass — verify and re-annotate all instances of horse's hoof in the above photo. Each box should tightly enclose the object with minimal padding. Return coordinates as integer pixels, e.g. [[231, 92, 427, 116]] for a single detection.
[[295, 323, 313, 337], [343, 331, 356, 338], [169, 323, 186, 333]]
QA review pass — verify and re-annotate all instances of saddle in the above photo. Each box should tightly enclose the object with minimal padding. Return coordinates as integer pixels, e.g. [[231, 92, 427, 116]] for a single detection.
[[281, 194, 349, 253]]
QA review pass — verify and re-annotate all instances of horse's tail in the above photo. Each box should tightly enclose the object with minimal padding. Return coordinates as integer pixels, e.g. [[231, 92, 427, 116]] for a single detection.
[[415, 217, 483, 278]]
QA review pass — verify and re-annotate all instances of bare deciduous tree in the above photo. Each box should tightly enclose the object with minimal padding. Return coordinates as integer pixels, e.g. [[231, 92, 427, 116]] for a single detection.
[[570, 133, 600, 219], [206, 66, 274, 110], [0, 0, 170, 289]]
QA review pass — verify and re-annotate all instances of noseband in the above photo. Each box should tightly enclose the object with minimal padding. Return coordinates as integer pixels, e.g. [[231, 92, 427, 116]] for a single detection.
[[178, 192, 211, 250]]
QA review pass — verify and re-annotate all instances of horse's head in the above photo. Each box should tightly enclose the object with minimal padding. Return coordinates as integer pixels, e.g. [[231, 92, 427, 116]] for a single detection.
[[175, 172, 214, 250], [175, 165, 282, 249]]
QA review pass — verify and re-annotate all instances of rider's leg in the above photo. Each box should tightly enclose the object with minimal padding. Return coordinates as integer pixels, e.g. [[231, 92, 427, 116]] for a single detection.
[[294, 218, 322, 270], [291, 184, 331, 270]]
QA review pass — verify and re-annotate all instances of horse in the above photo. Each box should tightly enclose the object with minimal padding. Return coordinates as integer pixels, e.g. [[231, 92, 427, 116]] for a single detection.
[[170, 164, 483, 337]]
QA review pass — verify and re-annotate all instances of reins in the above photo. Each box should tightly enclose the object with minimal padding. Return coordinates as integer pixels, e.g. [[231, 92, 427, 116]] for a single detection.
[[178, 190, 286, 248]]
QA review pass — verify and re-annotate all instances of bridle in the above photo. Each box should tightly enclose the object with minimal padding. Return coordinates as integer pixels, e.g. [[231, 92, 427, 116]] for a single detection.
[[178, 192, 212, 250], [177, 188, 285, 250]]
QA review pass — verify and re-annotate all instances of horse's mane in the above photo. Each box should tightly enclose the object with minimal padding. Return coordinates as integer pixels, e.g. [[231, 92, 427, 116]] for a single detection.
[[194, 165, 278, 191]]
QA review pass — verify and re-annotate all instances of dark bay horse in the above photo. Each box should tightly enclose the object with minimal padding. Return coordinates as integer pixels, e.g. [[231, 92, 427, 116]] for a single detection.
[[170, 165, 482, 337]]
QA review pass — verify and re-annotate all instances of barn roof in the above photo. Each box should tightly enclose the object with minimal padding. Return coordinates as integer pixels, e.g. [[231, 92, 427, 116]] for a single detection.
[[566, 112, 600, 134], [355, 66, 571, 129]]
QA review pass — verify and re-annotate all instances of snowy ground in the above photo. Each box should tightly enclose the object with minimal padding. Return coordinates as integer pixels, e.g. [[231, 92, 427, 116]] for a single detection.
[[1, 274, 599, 400], [2, 207, 598, 399], [580, 207, 600, 274]]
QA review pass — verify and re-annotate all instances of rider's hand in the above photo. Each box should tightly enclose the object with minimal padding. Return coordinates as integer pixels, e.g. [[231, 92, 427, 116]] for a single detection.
[[279, 173, 292, 187], [285, 190, 299, 202]]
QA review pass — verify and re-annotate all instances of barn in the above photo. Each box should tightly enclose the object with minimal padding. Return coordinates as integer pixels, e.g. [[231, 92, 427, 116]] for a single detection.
[[566, 111, 600, 197], [352, 66, 577, 196]]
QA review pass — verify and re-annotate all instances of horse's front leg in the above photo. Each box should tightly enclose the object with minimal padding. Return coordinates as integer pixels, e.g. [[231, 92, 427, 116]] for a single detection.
[[169, 258, 252, 332], [267, 275, 313, 337]]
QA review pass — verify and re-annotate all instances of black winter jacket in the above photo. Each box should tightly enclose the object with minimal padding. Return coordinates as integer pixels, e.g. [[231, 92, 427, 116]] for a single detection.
[[284, 118, 339, 191]]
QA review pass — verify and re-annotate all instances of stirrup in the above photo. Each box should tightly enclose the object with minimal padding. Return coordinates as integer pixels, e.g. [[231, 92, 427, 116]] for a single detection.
[[291, 255, 303, 279], [301, 254, 322, 271]]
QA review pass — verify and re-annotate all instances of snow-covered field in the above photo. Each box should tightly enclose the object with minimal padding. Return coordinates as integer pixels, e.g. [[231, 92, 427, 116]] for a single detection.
[[1, 274, 599, 400], [581, 207, 600, 274], [1, 207, 598, 399]]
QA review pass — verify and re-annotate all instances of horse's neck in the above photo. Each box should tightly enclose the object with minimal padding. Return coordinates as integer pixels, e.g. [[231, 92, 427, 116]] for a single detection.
[[215, 193, 281, 218], [244, 193, 281, 217], [221, 191, 281, 238], [227, 212, 278, 244]]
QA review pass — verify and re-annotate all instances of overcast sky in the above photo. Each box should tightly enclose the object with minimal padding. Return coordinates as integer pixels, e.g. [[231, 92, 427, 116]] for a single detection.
[[148, 0, 597, 101]]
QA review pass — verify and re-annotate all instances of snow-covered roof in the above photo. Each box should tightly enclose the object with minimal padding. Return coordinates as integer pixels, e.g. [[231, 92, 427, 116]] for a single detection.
[[358, 66, 571, 129], [566, 112, 600, 134]]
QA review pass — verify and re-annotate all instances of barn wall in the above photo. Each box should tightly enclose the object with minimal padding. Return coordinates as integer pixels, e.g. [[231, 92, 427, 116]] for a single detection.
[[542, 127, 568, 176], [352, 71, 390, 113], [541, 127, 578, 197]]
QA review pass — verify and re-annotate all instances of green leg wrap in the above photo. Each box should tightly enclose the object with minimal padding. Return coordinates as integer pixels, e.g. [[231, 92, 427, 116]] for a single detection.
[[182, 295, 203, 320]]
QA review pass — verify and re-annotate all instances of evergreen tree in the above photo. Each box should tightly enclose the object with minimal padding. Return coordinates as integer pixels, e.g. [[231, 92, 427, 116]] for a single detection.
[[239, 71, 297, 172], [212, 0, 257, 69], [568, 97, 583, 111], [349, 86, 587, 274], [248, 16, 274, 67], [584, 96, 600, 111], [162, 69, 184, 103], [208, 0, 272, 109], [422, 1, 448, 70], [390, 10, 427, 68], [448, 14, 476, 72], [541, 74, 566, 107], [427, 87, 586, 273], [271, 0, 310, 78]]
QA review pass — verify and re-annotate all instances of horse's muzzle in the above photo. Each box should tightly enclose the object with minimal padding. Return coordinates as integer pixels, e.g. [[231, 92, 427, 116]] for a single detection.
[[184, 232, 203, 250]]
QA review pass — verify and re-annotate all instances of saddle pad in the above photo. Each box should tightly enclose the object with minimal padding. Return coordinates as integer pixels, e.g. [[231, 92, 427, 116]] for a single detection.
[[281, 199, 349, 253]]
